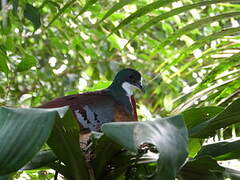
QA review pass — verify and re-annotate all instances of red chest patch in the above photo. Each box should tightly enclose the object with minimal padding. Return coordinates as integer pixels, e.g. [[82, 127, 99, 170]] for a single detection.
[[130, 95, 138, 121]]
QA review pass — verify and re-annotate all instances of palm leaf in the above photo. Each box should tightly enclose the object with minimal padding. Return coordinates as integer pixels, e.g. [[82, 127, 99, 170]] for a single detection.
[[109, 0, 176, 35], [166, 27, 240, 71], [127, 0, 240, 46], [151, 12, 240, 55], [98, 0, 135, 24]]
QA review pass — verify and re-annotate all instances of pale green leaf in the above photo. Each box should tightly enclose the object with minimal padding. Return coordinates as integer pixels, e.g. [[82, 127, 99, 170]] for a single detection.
[[152, 12, 240, 54], [99, 0, 135, 23], [111, 0, 175, 35]]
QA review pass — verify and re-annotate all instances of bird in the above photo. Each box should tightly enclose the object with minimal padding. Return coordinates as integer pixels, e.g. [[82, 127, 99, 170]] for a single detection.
[[39, 68, 144, 134]]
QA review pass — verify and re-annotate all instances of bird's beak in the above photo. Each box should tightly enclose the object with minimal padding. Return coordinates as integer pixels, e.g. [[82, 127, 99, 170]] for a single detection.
[[134, 81, 145, 93]]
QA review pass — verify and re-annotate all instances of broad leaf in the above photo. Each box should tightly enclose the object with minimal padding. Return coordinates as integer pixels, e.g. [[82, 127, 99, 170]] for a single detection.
[[90, 132, 124, 179], [188, 138, 203, 158], [24, 3, 41, 29], [21, 150, 57, 170], [0, 106, 67, 175], [189, 98, 240, 138], [179, 156, 225, 180], [47, 107, 90, 180], [197, 139, 240, 160], [180, 156, 240, 180], [102, 115, 188, 180], [16, 54, 38, 72], [182, 106, 223, 129]]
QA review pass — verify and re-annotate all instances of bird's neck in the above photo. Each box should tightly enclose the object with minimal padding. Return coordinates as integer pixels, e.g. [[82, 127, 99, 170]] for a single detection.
[[108, 82, 138, 121]]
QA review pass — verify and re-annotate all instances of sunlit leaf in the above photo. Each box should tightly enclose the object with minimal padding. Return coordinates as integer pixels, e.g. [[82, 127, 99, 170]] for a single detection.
[[169, 27, 240, 69], [46, 0, 76, 29], [98, 0, 135, 23], [16, 54, 38, 72], [128, 0, 238, 46], [188, 138, 203, 158], [111, 0, 175, 35], [152, 12, 240, 54], [75, 0, 98, 19], [0, 53, 9, 75], [82, 81, 111, 92]]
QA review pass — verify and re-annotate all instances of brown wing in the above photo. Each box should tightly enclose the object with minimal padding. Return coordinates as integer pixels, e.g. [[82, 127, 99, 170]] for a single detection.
[[39, 90, 135, 132]]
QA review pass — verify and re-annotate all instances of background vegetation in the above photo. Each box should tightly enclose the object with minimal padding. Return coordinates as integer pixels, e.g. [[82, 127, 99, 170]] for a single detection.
[[0, 0, 240, 179]]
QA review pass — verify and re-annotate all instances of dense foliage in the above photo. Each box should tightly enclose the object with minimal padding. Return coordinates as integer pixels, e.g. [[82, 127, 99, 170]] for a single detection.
[[0, 0, 240, 179]]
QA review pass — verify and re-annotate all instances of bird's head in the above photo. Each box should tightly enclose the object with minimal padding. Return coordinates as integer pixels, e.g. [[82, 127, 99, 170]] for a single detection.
[[110, 68, 144, 95]]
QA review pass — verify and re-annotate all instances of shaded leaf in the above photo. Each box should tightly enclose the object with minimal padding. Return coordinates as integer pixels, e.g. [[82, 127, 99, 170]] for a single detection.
[[0, 87, 4, 95], [47, 107, 90, 180], [0, 107, 67, 175], [179, 156, 225, 180], [224, 167, 240, 180], [24, 3, 41, 29], [102, 115, 188, 180], [182, 106, 223, 129], [12, 0, 19, 15], [90, 132, 124, 179], [21, 150, 57, 170], [189, 98, 240, 138], [0, 174, 13, 180], [197, 139, 240, 160]]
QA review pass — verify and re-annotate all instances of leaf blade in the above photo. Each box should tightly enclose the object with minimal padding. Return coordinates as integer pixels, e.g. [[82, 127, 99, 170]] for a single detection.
[[24, 3, 41, 29], [16, 54, 38, 72], [0, 107, 64, 175], [102, 115, 188, 180]]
